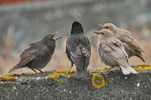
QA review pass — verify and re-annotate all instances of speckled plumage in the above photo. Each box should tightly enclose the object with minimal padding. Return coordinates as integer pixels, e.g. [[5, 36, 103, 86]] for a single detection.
[[66, 21, 91, 79]]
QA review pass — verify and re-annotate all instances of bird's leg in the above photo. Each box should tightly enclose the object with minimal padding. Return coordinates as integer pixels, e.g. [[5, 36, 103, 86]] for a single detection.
[[68, 67, 72, 74], [31, 69, 38, 74], [102, 68, 112, 79], [106, 68, 112, 74], [68, 62, 73, 74], [116, 67, 122, 72], [112, 67, 122, 72], [37, 69, 44, 73], [33, 69, 45, 77]]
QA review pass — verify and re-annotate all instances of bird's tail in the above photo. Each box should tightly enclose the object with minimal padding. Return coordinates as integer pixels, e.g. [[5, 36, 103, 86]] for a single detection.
[[135, 52, 146, 63], [9, 65, 19, 73], [120, 65, 137, 75], [75, 67, 88, 80]]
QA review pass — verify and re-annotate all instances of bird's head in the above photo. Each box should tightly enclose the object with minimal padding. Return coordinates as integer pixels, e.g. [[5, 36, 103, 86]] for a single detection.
[[44, 34, 62, 41], [98, 23, 117, 33], [42, 34, 62, 46], [71, 21, 83, 35], [93, 29, 114, 40]]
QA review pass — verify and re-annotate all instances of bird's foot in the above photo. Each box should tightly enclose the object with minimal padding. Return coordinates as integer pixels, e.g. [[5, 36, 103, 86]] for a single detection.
[[68, 71, 71, 75], [102, 71, 109, 79]]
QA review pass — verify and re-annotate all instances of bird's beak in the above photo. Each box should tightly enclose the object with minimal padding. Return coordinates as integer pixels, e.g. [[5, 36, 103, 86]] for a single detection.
[[52, 34, 56, 39], [55, 37, 62, 40], [52, 34, 62, 40], [98, 24, 107, 29], [93, 31, 100, 34]]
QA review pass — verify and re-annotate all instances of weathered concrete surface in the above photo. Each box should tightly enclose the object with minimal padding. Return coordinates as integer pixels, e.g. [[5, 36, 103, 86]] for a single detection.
[[0, 70, 151, 100]]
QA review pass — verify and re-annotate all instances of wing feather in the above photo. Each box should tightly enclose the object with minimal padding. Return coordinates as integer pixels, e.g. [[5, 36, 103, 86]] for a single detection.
[[18, 44, 49, 68], [102, 38, 130, 67], [117, 30, 146, 53], [66, 35, 91, 71]]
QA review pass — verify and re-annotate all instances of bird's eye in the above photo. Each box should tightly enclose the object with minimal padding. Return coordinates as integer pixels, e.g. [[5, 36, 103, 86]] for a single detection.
[[102, 33, 104, 35], [106, 27, 109, 29]]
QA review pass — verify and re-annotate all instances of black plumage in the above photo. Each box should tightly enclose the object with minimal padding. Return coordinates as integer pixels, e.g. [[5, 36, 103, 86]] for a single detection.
[[66, 21, 91, 79], [9, 34, 62, 73]]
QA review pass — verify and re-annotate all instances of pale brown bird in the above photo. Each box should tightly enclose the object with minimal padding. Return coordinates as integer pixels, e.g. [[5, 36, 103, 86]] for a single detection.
[[94, 29, 137, 75], [99, 23, 146, 63], [9, 34, 62, 73], [66, 21, 91, 80]]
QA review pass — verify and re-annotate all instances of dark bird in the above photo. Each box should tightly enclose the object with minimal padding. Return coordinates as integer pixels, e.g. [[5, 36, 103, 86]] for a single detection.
[[99, 23, 147, 63], [94, 29, 137, 75], [9, 34, 62, 73], [66, 21, 91, 79]]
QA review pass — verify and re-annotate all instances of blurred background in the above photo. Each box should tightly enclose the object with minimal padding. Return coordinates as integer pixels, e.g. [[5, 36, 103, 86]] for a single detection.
[[0, 0, 151, 75]]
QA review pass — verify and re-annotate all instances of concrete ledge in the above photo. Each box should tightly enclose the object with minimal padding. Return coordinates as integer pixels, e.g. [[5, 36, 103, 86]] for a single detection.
[[0, 65, 151, 100]]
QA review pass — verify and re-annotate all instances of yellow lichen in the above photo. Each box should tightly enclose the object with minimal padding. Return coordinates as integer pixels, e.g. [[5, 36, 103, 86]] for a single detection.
[[89, 70, 96, 74], [46, 70, 71, 82], [132, 64, 151, 70], [13, 86, 16, 89], [106, 78, 113, 83], [92, 73, 105, 88], [3, 72, 36, 78], [0, 76, 17, 82], [53, 70, 71, 76], [48, 74, 70, 82], [90, 67, 110, 71], [12, 86, 16, 91], [4, 73, 15, 78]]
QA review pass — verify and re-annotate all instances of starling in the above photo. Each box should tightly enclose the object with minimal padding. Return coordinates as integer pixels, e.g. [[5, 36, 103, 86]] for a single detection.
[[66, 21, 91, 79], [94, 29, 137, 75], [9, 34, 62, 73], [99, 23, 146, 63]]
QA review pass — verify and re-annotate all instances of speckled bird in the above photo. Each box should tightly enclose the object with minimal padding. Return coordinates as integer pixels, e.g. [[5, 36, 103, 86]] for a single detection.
[[99, 23, 146, 63], [9, 34, 62, 73], [94, 29, 137, 75], [66, 21, 91, 79]]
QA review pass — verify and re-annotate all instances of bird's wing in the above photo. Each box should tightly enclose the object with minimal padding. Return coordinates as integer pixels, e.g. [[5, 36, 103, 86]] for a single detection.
[[66, 45, 72, 64], [18, 44, 49, 68], [65, 37, 73, 62], [66, 36, 91, 71], [117, 31, 146, 53], [102, 38, 130, 67]]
